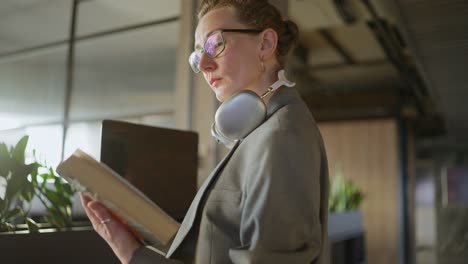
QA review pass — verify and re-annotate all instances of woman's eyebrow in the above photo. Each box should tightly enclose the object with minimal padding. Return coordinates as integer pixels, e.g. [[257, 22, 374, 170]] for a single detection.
[[194, 28, 221, 50]]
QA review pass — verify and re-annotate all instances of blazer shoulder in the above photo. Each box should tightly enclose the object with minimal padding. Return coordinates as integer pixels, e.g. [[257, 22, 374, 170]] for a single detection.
[[250, 100, 320, 140]]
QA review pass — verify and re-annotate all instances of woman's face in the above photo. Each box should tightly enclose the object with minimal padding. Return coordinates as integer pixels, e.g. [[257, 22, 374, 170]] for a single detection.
[[195, 7, 262, 102]]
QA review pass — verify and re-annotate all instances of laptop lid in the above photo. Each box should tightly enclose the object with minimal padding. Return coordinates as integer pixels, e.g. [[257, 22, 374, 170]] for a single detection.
[[100, 119, 198, 222]]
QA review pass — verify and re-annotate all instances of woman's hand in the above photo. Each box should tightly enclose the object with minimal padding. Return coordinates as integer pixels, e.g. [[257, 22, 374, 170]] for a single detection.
[[80, 193, 142, 264]]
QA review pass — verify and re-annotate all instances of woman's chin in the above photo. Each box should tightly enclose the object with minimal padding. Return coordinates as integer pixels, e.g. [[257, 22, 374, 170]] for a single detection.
[[215, 86, 239, 102], [215, 92, 224, 102], [215, 90, 227, 102]]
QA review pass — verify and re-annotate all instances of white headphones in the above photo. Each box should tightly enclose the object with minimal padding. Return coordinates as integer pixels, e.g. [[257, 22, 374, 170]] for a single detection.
[[211, 70, 296, 148]]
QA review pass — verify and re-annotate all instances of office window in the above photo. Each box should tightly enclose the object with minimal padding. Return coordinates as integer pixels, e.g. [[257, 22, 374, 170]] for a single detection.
[[0, 1, 68, 168], [0, 0, 181, 158], [76, 0, 180, 36], [0, 48, 67, 131], [0, 0, 70, 55], [70, 22, 178, 121], [62, 1, 180, 158]]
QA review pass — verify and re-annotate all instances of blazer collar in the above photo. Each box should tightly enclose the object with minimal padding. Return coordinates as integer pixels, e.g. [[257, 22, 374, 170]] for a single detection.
[[266, 87, 301, 117]]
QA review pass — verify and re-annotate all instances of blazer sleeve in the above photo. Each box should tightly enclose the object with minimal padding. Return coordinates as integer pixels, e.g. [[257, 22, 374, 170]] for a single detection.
[[130, 246, 184, 264], [229, 129, 325, 263]]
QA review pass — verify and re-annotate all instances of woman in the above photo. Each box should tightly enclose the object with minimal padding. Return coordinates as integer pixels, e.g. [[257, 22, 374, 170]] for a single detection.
[[81, 0, 329, 263]]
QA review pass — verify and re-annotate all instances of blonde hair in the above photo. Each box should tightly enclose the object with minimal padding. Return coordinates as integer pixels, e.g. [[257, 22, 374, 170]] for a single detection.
[[198, 0, 299, 67]]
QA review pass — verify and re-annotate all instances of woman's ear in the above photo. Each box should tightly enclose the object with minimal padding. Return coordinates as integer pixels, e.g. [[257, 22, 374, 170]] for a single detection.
[[259, 28, 278, 59]]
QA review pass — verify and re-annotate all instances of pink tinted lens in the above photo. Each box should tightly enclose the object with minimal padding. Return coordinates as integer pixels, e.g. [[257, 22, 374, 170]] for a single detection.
[[189, 52, 201, 72], [204, 32, 223, 57]]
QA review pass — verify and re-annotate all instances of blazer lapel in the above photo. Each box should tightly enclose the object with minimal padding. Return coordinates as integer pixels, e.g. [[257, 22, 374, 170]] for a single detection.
[[166, 141, 240, 257]]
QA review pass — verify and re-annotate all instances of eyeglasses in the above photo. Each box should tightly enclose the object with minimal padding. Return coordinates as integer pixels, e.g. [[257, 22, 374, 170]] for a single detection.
[[189, 29, 263, 73]]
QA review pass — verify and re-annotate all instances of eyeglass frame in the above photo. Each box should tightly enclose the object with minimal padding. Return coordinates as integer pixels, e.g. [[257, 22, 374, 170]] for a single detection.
[[189, 28, 263, 73]]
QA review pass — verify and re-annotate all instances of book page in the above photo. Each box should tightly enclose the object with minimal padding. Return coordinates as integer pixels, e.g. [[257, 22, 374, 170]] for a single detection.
[[57, 149, 180, 245]]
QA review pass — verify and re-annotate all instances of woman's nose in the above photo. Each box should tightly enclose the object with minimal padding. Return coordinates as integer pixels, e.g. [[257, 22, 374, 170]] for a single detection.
[[198, 52, 216, 73]]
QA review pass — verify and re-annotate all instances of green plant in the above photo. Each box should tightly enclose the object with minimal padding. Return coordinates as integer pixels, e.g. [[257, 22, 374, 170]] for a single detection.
[[0, 136, 75, 232], [329, 175, 364, 213]]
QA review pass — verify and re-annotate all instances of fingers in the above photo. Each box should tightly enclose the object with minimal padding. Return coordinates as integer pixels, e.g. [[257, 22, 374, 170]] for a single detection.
[[80, 193, 112, 229], [81, 193, 100, 228], [88, 200, 113, 220], [79, 192, 90, 204], [79, 193, 142, 263]]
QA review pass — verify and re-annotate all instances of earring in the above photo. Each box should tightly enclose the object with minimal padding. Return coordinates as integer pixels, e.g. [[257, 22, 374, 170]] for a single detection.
[[259, 55, 265, 73]]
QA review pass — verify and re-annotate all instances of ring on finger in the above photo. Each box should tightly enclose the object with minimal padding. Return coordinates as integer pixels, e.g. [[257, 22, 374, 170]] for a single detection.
[[100, 218, 111, 225]]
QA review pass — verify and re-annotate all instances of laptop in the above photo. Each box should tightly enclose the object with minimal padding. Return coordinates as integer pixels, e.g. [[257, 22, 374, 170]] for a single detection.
[[100, 120, 198, 222]]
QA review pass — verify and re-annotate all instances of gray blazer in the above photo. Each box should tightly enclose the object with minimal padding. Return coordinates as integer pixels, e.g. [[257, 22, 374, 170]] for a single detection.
[[131, 88, 329, 264]]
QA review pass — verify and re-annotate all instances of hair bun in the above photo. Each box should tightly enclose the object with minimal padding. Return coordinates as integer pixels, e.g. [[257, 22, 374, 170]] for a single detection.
[[277, 20, 299, 56], [284, 20, 299, 41]]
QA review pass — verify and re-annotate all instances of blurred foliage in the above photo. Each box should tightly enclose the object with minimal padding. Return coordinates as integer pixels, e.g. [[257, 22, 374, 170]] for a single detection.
[[329, 166, 364, 212], [0, 136, 75, 233]]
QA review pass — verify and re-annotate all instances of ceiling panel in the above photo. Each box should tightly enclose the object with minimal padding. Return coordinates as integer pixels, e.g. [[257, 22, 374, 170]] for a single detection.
[[330, 22, 387, 62], [310, 62, 403, 91], [393, 0, 468, 142], [300, 31, 344, 66], [289, 0, 345, 31]]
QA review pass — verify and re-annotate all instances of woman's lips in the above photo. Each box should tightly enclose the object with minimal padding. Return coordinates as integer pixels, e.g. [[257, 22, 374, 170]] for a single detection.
[[210, 78, 222, 87]]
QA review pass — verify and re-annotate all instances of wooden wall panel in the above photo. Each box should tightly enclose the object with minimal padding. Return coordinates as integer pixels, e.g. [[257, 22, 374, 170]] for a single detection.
[[319, 119, 399, 264]]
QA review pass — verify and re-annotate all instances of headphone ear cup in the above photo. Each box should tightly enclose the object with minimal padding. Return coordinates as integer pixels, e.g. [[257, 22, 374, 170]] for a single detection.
[[211, 123, 236, 148], [212, 90, 267, 147]]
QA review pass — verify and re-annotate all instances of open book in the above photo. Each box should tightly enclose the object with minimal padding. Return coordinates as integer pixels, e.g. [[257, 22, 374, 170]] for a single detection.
[[56, 149, 180, 246]]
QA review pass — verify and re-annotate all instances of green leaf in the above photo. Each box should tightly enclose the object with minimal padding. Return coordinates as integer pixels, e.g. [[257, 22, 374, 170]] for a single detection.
[[0, 143, 10, 158], [328, 176, 364, 213], [0, 197, 4, 215], [29, 162, 39, 178], [1, 222, 14, 232], [0, 143, 11, 176], [49, 167, 55, 176], [44, 188, 59, 203], [54, 178, 63, 193], [26, 217, 39, 233], [4, 207, 22, 220], [63, 184, 74, 196], [0, 196, 8, 217], [12, 136, 29, 164], [39, 172, 55, 180], [20, 181, 35, 203], [46, 206, 64, 228], [4, 170, 29, 203], [44, 188, 71, 208], [26, 163, 39, 176]]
